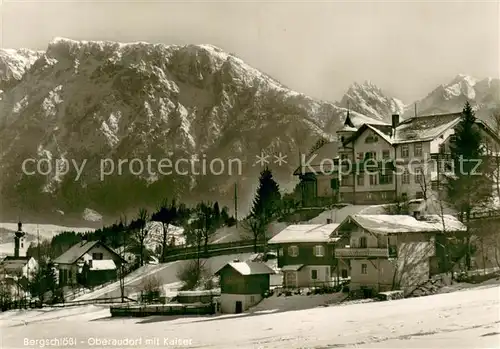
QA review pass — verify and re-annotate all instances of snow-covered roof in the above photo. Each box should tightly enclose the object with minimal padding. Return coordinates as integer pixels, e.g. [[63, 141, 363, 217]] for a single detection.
[[268, 223, 340, 244], [394, 113, 462, 143], [345, 112, 469, 146], [281, 264, 305, 271], [338, 214, 466, 235], [89, 259, 116, 271], [214, 261, 275, 276], [178, 290, 221, 297]]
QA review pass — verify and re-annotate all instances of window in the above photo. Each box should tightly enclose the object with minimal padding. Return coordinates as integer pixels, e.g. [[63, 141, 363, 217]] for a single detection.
[[21, 243, 24, 248], [278, 248, 284, 257], [381, 192, 387, 200], [92, 252, 103, 260], [402, 192, 408, 200], [341, 153, 349, 161], [379, 173, 393, 185], [382, 150, 390, 159], [369, 174, 377, 186], [314, 245, 325, 257], [414, 143, 423, 157], [414, 168, 423, 184], [439, 144, 445, 154], [365, 135, 379, 143], [357, 152, 364, 161], [341, 174, 350, 186], [361, 264, 368, 274], [416, 191, 424, 199], [288, 246, 299, 257], [401, 145, 409, 158], [340, 136, 345, 143], [402, 169, 410, 184], [450, 135, 457, 144], [366, 192, 372, 199], [360, 237, 367, 248], [357, 175, 364, 186], [250, 295, 255, 303], [365, 152, 376, 160], [69, 270, 72, 281], [341, 269, 348, 278], [311, 269, 318, 280]]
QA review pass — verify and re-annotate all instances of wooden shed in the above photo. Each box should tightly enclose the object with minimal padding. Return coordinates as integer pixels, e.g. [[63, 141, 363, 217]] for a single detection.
[[214, 261, 275, 314]]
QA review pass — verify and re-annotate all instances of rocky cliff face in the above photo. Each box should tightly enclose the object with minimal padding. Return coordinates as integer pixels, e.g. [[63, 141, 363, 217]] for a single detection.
[[0, 38, 345, 218]]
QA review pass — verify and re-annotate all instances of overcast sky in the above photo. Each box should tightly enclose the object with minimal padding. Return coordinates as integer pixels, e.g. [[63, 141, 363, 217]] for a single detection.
[[1, 0, 498, 103]]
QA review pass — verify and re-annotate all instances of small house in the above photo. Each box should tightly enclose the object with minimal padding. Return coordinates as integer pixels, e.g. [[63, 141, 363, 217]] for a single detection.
[[0, 256, 39, 298], [334, 213, 466, 296], [214, 261, 275, 314], [268, 223, 345, 288], [53, 239, 126, 286]]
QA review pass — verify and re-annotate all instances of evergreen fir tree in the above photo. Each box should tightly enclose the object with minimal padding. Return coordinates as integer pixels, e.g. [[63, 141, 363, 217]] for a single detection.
[[251, 167, 282, 222], [448, 101, 492, 221], [447, 101, 492, 270]]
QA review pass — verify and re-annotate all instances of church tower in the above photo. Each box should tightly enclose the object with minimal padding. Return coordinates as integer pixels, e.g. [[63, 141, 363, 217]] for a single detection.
[[14, 221, 26, 258], [336, 107, 358, 146]]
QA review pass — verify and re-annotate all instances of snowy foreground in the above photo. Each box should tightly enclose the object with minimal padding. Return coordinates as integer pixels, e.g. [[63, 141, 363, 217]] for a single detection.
[[1, 285, 499, 348]]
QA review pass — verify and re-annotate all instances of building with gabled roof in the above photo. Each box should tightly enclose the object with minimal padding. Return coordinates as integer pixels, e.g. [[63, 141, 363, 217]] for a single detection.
[[53, 239, 126, 286], [268, 223, 348, 288], [295, 109, 500, 206], [333, 213, 467, 296], [214, 261, 275, 313]]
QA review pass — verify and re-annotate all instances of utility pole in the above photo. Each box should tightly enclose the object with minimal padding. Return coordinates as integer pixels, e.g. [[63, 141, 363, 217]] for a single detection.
[[234, 182, 238, 228], [414, 103, 417, 118]]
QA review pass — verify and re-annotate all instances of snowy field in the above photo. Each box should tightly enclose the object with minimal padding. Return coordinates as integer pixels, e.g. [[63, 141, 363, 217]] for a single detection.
[[0, 284, 498, 348]]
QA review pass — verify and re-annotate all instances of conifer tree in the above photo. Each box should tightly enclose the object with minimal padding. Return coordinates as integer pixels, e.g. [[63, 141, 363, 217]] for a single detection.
[[447, 101, 492, 270], [251, 167, 282, 222]]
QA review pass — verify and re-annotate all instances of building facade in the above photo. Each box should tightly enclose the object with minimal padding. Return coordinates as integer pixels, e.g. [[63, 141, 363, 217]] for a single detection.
[[53, 239, 125, 286], [268, 223, 349, 288], [334, 213, 466, 296], [214, 261, 275, 314], [297, 111, 500, 206]]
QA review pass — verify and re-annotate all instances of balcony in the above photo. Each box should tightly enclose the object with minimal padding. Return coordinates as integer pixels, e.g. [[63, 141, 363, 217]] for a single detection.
[[335, 246, 397, 259]]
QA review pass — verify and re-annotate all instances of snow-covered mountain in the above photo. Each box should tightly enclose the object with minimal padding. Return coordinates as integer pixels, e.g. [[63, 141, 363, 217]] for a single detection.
[[338, 81, 406, 122], [0, 38, 347, 219], [403, 74, 500, 122], [0, 48, 44, 100]]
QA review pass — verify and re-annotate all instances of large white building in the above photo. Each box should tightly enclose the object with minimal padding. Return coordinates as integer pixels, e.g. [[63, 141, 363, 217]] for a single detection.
[[296, 111, 500, 205]]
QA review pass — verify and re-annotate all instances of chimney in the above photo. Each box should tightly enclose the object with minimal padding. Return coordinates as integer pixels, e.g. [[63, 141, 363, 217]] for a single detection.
[[81, 235, 87, 246], [326, 218, 333, 224], [17, 221, 22, 231], [232, 259, 240, 263], [392, 114, 400, 129]]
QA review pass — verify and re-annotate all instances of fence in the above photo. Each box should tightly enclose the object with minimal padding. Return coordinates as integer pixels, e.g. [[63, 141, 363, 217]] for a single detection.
[[162, 240, 265, 262]]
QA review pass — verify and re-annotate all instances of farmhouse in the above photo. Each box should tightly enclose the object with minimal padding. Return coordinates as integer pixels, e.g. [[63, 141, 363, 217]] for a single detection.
[[268, 223, 347, 288], [334, 213, 466, 296], [214, 261, 275, 314], [53, 239, 126, 286]]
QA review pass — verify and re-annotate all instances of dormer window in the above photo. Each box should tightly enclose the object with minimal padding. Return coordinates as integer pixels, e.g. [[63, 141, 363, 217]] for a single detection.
[[365, 135, 379, 144]]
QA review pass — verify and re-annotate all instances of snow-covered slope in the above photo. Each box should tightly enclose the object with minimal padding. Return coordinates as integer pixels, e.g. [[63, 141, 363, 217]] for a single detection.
[[1, 282, 498, 348], [338, 81, 406, 122]]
